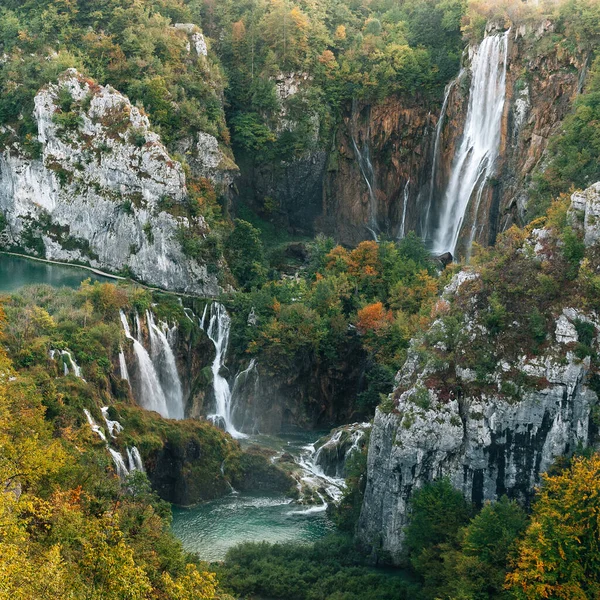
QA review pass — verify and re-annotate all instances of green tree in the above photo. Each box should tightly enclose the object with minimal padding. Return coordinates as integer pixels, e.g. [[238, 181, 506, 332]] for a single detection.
[[224, 219, 267, 290]]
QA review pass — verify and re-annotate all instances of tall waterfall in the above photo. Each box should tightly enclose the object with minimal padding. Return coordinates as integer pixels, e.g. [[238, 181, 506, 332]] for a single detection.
[[421, 72, 463, 237], [429, 31, 509, 256], [119, 310, 170, 419], [200, 303, 247, 439], [398, 179, 410, 239], [118, 346, 130, 382], [146, 311, 184, 420], [350, 100, 379, 241]]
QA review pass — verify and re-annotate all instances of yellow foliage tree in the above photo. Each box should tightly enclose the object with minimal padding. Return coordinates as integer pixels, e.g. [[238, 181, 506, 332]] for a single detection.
[[506, 454, 600, 599]]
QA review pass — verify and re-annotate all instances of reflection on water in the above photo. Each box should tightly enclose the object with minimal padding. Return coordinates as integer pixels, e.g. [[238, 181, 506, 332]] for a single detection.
[[171, 492, 335, 562], [0, 254, 110, 292]]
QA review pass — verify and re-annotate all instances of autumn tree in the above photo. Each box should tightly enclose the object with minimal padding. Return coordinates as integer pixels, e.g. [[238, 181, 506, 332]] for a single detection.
[[506, 454, 600, 599]]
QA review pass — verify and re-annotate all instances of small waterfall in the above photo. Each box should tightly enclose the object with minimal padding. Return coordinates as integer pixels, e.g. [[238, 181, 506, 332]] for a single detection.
[[51, 349, 84, 379], [421, 73, 463, 237], [101, 406, 123, 438], [109, 448, 130, 479], [84, 409, 107, 443], [230, 359, 260, 434], [146, 311, 184, 420], [200, 303, 247, 439], [398, 179, 410, 239], [83, 408, 144, 479], [119, 310, 170, 419], [430, 31, 509, 256], [350, 100, 379, 241], [118, 347, 130, 382], [127, 447, 145, 472]]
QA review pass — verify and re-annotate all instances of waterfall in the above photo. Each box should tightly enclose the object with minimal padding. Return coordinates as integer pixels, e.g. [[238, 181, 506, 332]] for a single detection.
[[200, 303, 247, 439], [146, 311, 184, 420], [421, 73, 463, 237], [350, 100, 379, 241], [398, 179, 410, 239], [118, 347, 130, 382], [109, 449, 129, 479], [84, 409, 107, 442], [127, 447, 145, 472], [83, 407, 145, 479], [51, 349, 84, 379], [101, 406, 123, 438], [119, 310, 170, 419], [429, 31, 509, 256]]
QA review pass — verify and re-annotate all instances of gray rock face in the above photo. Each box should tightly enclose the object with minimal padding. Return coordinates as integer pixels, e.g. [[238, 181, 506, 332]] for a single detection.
[[357, 195, 600, 563], [0, 69, 220, 295]]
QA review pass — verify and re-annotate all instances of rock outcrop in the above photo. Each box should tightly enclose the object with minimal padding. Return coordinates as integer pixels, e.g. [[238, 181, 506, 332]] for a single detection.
[[357, 185, 600, 564], [0, 69, 221, 295]]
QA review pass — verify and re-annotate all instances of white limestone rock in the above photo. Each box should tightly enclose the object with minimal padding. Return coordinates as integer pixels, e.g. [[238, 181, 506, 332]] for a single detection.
[[569, 182, 600, 247], [0, 69, 220, 295], [173, 23, 207, 56]]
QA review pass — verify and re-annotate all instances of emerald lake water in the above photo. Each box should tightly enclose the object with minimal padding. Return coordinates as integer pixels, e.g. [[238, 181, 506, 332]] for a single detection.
[[0, 254, 110, 293], [172, 432, 338, 562], [172, 492, 335, 562]]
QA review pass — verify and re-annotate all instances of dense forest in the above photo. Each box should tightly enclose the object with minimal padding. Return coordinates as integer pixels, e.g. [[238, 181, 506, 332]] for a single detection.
[[2, 0, 600, 598]]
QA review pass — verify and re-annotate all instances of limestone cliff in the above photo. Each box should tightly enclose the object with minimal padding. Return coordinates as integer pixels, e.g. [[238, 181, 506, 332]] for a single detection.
[[0, 70, 224, 295], [357, 184, 600, 564]]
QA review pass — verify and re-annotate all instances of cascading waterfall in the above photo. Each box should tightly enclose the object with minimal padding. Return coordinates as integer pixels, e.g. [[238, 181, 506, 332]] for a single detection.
[[84, 407, 144, 479], [200, 303, 247, 439], [398, 179, 410, 239], [84, 408, 107, 442], [146, 311, 184, 420], [350, 99, 379, 241], [127, 447, 145, 472], [421, 72, 464, 237], [429, 31, 509, 256], [101, 406, 123, 438], [118, 347, 130, 382], [119, 310, 170, 418]]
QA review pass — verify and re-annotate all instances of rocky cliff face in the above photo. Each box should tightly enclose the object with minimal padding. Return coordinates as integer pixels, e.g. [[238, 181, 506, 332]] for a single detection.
[[240, 21, 584, 250], [320, 99, 435, 246], [357, 185, 600, 564], [0, 70, 224, 295]]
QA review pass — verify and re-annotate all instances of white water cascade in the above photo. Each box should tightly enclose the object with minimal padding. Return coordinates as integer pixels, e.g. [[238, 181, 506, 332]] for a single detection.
[[146, 311, 185, 420], [430, 31, 509, 256], [118, 347, 130, 382], [200, 303, 247, 439], [83, 408, 144, 479], [350, 100, 379, 241], [398, 179, 410, 239], [422, 72, 464, 236], [119, 310, 170, 419]]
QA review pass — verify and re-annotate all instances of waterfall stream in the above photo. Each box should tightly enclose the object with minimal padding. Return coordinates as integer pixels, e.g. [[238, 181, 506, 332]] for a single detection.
[[200, 303, 247, 439], [119, 310, 170, 419], [350, 100, 379, 241], [84, 407, 144, 479], [421, 72, 463, 237], [398, 179, 410, 239], [146, 311, 184, 420], [429, 31, 509, 256]]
